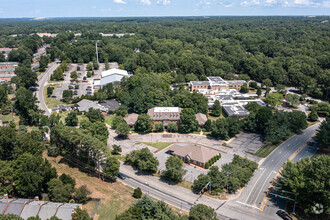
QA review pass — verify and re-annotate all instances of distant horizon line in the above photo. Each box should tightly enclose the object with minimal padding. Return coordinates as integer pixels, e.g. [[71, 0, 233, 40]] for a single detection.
[[0, 15, 329, 19]]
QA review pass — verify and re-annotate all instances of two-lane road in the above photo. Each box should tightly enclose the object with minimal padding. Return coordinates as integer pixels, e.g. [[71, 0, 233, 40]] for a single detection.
[[235, 123, 320, 209], [35, 62, 59, 116]]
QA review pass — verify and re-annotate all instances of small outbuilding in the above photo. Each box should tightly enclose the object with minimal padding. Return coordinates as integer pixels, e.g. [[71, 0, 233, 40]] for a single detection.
[[124, 113, 139, 128]]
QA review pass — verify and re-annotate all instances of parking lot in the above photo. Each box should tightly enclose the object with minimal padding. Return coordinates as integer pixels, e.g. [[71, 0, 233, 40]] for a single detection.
[[227, 132, 264, 154], [50, 62, 116, 101]]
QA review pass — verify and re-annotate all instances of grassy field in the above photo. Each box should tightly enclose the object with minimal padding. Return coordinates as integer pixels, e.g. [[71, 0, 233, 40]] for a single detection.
[[44, 153, 137, 220], [254, 144, 278, 158], [43, 85, 68, 108], [0, 114, 13, 121], [135, 142, 172, 150], [105, 115, 116, 127], [58, 110, 88, 123]]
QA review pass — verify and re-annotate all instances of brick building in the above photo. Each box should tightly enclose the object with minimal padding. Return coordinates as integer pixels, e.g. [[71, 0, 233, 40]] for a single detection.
[[147, 107, 182, 129]]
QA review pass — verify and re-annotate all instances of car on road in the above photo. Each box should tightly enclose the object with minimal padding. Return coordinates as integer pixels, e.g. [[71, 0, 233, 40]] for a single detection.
[[276, 210, 292, 220], [118, 172, 126, 180]]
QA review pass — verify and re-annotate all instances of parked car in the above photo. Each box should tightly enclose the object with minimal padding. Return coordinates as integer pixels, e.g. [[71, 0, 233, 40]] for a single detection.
[[118, 172, 126, 180], [276, 210, 292, 220]]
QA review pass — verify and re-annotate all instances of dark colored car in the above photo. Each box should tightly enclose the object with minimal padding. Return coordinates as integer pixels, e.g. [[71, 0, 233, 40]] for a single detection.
[[276, 210, 292, 220], [118, 172, 126, 180]]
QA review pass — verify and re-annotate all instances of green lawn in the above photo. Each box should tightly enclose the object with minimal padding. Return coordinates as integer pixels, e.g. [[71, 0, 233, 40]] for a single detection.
[[254, 144, 278, 158], [0, 114, 13, 121], [43, 85, 68, 108], [58, 111, 89, 123], [135, 142, 172, 150], [105, 115, 116, 127]]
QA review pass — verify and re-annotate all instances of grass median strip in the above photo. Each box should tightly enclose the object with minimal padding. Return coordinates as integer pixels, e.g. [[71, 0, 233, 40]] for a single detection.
[[43, 85, 68, 109]]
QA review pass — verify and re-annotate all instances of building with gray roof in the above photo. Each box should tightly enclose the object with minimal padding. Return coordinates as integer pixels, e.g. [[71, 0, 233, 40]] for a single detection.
[[76, 99, 107, 112], [99, 99, 121, 111], [0, 198, 14, 214], [20, 201, 48, 220], [222, 104, 249, 117], [4, 199, 31, 216], [38, 202, 63, 220], [55, 203, 81, 220]]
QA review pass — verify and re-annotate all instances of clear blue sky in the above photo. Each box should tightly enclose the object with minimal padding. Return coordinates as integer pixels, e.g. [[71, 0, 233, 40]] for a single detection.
[[1, 0, 329, 18]]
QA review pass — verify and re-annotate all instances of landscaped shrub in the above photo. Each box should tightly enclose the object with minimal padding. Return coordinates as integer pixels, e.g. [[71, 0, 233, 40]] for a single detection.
[[167, 123, 178, 133], [133, 187, 142, 198], [154, 123, 164, 132], [205, 162, 209, 169]]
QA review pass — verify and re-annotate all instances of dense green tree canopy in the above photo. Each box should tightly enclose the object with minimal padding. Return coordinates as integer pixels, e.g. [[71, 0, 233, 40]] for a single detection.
[[125, 148, 159, 173], [161, 156, 187, 183], [279, 155, 330, 217]]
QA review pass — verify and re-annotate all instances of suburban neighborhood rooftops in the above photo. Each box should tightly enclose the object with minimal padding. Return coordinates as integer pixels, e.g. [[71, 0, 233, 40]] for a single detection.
[[168, 143, 219, 164], [20, 201, 48, 219], [125, 113, 139, 126], [55, 203, 82, 220], [148, 107, 182, 120], [195, 113, 207, 126]]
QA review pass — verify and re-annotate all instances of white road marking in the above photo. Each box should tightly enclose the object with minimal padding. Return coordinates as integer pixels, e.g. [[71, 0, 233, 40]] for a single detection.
[[253, 171, 276, 205], [245, 169, 266, 203], [236, 201, 260, 210]]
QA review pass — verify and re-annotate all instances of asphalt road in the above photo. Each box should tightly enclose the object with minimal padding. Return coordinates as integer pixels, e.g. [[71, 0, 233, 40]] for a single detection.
[[35, 62, 59, 116], [119, 164, 276, 220], [236, 123, 320, 209], [117, 123, 320, 219]]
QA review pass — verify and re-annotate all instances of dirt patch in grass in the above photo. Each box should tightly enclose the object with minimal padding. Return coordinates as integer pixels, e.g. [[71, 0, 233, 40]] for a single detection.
[[44, 153, 137, 220], [135, 142, 172, 150], [82, 200, 99, 216]]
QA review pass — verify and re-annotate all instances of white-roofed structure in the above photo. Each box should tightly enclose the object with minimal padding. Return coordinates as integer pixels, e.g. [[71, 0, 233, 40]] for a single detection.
[[94, 68, 130, 88]]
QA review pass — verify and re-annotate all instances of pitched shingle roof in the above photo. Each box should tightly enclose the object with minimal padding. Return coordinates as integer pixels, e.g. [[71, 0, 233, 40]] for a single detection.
[[124, 113, 139, 126], [168, 143, 219, 164], [195, 113, 207, 125]]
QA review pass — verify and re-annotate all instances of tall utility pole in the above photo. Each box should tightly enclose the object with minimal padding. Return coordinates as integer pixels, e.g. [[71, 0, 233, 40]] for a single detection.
[[95, 41, 99, 64]]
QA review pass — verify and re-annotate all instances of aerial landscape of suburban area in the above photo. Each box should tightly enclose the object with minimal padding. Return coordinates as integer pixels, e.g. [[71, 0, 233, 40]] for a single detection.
[[0, 0, 329, 220]]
